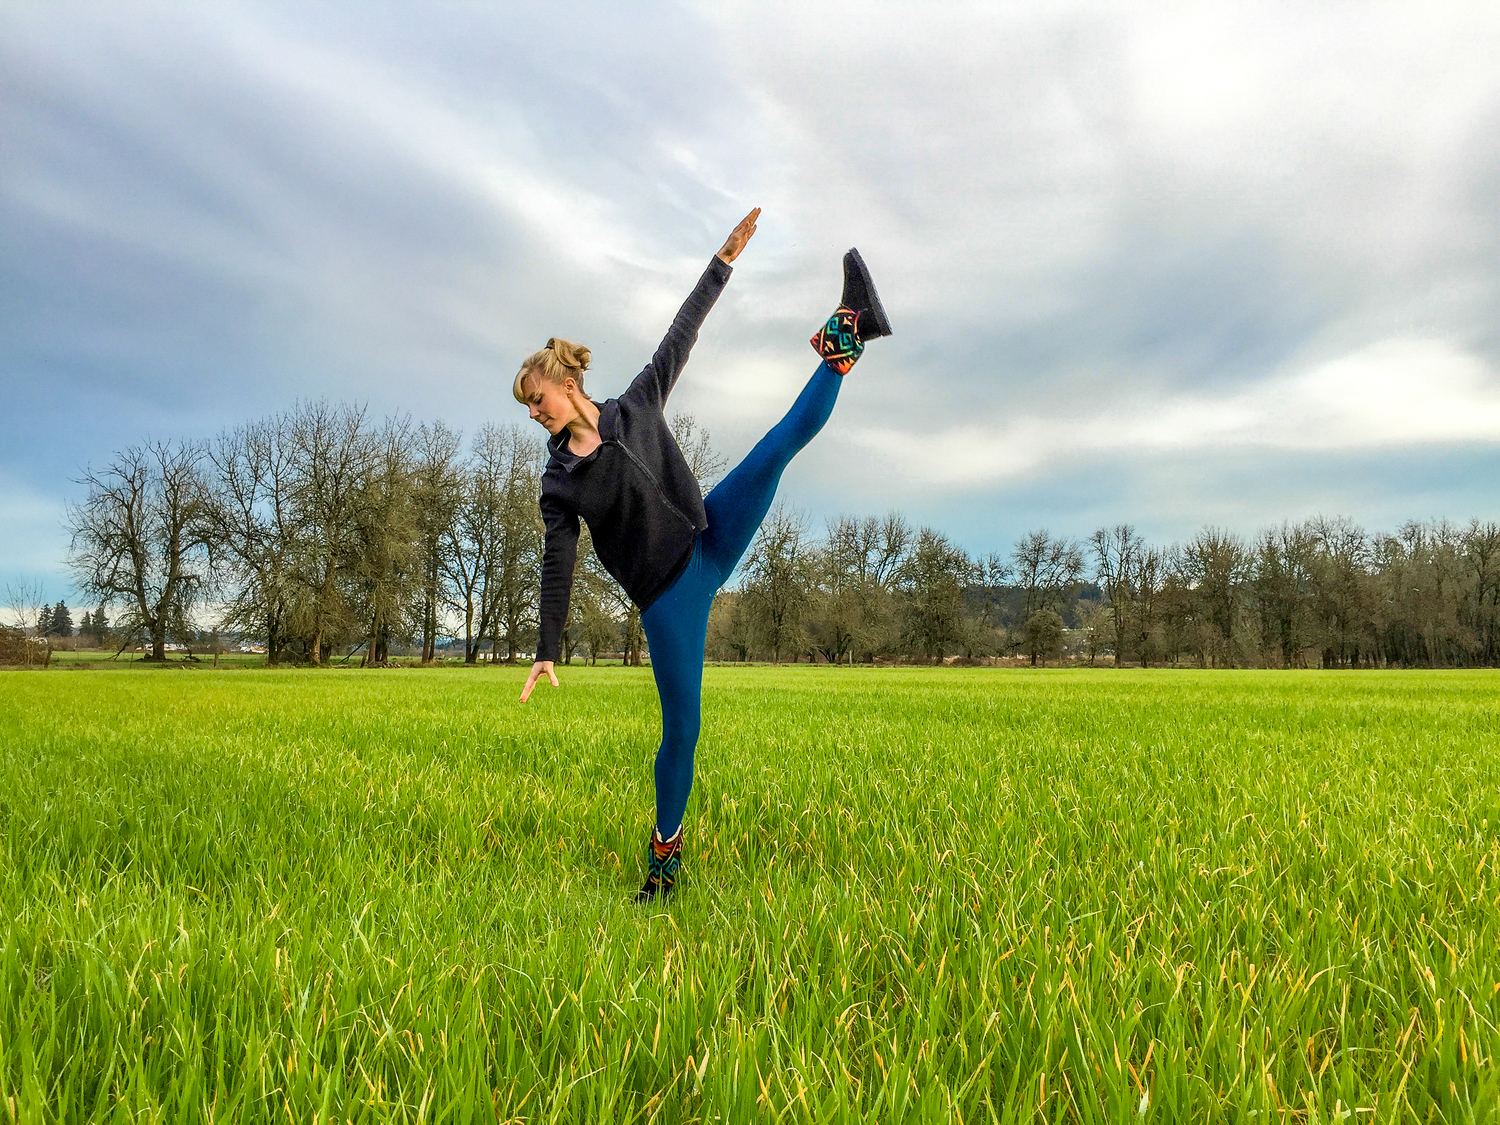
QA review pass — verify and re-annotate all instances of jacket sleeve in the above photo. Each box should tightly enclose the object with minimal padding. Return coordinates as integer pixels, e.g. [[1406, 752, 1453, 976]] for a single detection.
[[536, 490, 580, 664], [623, 255, 732, 412]]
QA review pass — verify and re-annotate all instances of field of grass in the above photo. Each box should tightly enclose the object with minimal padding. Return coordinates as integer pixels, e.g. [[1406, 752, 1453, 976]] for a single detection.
[[1, 666, 1497, 1122]]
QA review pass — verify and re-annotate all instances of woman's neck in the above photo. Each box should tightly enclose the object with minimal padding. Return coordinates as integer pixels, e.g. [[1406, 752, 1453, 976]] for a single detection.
[[565, 396, 602, 456]]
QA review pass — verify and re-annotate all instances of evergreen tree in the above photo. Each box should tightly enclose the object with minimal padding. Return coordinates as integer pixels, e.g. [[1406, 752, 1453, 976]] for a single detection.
[[37, 604, 53, 636], [49, 601, 73, 637], [78, 610, 92, 636], [92, 606, 109, 642]]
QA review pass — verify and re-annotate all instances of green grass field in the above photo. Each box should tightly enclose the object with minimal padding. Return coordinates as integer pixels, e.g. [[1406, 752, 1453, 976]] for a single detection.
[[1, 667, 1497, 1122]]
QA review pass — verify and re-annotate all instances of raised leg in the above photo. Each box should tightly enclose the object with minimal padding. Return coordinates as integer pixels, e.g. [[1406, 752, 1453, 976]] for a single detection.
[[700, 362, 843, 582], [639, 361, 843, 845]]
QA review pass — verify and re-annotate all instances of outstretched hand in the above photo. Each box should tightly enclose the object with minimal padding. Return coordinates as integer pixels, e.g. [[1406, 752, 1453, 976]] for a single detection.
[[716, 207, 760, 264], [519, 660, 558, 702]]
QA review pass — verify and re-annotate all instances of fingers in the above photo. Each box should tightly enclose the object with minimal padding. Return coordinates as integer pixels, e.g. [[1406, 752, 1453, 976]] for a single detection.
[[520, 661, 558, 702], [717, 209, 761, 264]]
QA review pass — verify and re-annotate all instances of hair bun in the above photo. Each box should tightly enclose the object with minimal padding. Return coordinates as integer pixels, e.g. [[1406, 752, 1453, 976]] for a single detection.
[[546, 337, 591, 372]]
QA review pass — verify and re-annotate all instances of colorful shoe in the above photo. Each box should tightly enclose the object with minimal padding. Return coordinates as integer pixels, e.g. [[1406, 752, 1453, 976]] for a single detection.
[[809, 249, 892, 374], [632, 825, 684, 904]]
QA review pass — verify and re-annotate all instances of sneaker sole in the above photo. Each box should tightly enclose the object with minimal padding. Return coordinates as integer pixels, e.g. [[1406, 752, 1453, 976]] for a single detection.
[[845, 248, 893, 338]]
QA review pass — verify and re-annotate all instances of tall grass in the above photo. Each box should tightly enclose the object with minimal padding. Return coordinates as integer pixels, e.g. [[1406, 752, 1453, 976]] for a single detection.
[[1, 667, 1497, 1121]]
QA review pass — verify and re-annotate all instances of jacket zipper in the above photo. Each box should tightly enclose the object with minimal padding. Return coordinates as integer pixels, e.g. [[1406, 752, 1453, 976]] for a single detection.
[[609, 439, 698, 532]]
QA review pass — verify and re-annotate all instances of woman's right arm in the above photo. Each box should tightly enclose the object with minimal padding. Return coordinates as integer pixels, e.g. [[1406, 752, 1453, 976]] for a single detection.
[[523, 495, 579, 702]]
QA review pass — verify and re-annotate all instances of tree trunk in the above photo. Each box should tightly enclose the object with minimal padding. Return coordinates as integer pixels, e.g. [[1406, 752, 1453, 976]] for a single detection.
[[624, 607, 644, 666]]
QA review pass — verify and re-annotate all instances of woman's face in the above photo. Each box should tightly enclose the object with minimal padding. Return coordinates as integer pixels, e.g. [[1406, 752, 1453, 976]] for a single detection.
[[522, 372, 578, 435]]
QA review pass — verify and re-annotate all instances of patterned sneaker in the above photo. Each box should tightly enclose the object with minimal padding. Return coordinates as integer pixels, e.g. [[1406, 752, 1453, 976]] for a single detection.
[[632, 825, 684, 904], [810, 247, 890, 374]]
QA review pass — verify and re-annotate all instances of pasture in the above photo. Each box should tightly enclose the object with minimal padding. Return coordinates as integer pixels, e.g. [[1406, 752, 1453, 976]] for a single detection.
[[0, 666, 1496, 1122]]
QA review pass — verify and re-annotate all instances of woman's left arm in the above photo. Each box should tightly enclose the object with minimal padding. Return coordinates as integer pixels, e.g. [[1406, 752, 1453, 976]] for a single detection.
[[625, 208, 760, 411]]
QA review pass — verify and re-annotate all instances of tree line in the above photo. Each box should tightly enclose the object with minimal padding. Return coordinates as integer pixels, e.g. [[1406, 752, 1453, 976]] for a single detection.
[[717, 513, 1500, 668], [55, 401, 1500, 668]]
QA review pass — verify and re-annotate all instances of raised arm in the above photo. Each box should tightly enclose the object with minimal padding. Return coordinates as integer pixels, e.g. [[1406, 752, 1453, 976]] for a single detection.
[[623, 208, 760, 412]]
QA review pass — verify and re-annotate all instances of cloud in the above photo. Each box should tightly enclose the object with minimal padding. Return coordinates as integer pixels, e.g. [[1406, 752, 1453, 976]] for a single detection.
[[849, 339, 1500, 487], [4, 0, 1500, 595], [0, 475, 69, 581]]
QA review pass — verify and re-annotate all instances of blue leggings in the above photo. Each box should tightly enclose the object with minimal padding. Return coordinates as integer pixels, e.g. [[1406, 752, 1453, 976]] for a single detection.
[[640, 362, 843, 838]]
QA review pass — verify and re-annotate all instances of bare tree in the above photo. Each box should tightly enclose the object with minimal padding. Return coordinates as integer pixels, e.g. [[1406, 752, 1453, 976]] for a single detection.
[[3, 580, 48, 666], [1466, 520, 1500, 664], [68, 441, 210, 661], [670, 412, 728, 491], [1011, 530, 1083, 665], [1180, 528, 1250, 667], [1091, 525, 1144, 667], [3, 579, 45, 634], [1154, 548, 1197, 665], [352, 416, 419, 665], [835, 512, 912, 661], [706, 589, 754, 662], [807, 517, 876, 664], [1022, 609, 1065, 664], [1252, 523, 1317, 668], [489, 425, 545, 663], [438, 424, 544, 663], [203, 414, 299, 663], [1308, 515, 1372, 668], [563, 524, 620, 665], [1132, 546, 1165, 667], [287, 402, 373, 664], [411, 421, 463, 663], [442, 425, 505, 663], [899, 527, 973, 663], [962, 551, 1013, 660], [742, 504, 813, 663]]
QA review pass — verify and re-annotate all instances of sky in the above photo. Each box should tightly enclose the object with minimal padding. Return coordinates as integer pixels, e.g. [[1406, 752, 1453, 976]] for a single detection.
[[4, 1, 1500, 603]]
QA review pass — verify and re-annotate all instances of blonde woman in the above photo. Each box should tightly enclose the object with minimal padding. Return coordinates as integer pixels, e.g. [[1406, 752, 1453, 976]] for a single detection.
[[516, 209, 890, 902]]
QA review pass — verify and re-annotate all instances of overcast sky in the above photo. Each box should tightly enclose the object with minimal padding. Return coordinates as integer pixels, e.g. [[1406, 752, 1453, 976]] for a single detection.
[[4, 1, 1500, 602]]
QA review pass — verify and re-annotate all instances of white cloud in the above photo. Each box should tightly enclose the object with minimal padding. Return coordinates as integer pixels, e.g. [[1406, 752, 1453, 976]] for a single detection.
[[0, 475, 70, 581]]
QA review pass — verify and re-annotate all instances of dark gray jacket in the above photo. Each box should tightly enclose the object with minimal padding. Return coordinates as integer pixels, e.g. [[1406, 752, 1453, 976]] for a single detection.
[[535, 255, 731, 662]]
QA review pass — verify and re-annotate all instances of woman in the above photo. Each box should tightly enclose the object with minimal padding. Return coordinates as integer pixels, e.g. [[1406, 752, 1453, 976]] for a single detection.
[[516, 208, 890, 902]]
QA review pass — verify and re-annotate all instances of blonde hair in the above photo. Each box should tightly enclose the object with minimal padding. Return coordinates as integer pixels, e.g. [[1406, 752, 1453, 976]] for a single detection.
[[513, 337, 591, 403]]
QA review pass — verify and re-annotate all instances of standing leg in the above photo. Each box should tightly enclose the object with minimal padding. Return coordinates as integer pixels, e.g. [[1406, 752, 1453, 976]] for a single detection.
[[700, 361, 843, 581], [631, 548, 715, 904], [640, 560, 715, 842]]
